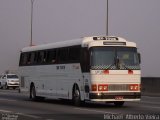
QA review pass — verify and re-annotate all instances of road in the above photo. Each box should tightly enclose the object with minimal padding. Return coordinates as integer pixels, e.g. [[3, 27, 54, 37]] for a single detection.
[[0, 89, 160, 120]]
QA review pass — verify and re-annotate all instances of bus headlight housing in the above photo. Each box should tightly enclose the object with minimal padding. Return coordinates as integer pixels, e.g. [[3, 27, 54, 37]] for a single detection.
[[98, 84, 108, 91], [129, 84, 140, 91]]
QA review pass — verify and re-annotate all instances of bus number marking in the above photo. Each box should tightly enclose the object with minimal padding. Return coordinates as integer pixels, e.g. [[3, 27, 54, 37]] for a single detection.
[[56, 66, 65, 70]]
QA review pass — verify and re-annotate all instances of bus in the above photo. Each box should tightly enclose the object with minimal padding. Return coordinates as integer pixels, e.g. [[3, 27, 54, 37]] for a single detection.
[[18, 36, 141, 106]]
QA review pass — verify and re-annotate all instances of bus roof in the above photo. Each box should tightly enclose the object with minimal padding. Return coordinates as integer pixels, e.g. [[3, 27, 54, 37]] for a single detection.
[[21, 38, 83, 52], [21, 36, 136, 52]]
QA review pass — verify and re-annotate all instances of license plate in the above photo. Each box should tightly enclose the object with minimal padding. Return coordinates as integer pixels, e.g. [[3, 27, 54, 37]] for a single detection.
[[115, 96, 124, 100]]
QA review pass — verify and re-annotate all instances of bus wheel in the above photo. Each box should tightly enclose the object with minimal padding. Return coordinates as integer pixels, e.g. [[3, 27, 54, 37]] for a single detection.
[[114, 101, 124, 107], [30, 85, 37, 101], [73, 86, 81, 106]]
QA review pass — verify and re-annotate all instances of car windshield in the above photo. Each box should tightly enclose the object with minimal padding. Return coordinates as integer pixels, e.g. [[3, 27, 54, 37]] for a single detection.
[[7, 75, 18, 79], [90, 47, 140, 70]]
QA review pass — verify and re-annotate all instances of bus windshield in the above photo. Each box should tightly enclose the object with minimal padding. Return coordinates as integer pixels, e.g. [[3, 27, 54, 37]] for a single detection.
[[90, 47, 140, 70]]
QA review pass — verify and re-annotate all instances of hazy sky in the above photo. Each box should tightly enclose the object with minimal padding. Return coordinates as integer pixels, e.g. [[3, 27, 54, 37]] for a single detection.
[[0, 0, 160, 77]]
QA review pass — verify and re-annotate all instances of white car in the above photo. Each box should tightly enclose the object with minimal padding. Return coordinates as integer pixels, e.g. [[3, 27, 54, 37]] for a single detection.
[[0, 74, 19, 89]]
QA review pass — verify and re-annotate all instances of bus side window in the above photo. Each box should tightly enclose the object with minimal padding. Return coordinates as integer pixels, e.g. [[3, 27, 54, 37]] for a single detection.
[[34, 52, 39, 64], [30, 52, 36, 65], [46, 49, 56, 64], [27, 53, 32, 65], [37, 51, 46, 64], [19, 53, 25, 66], [22, 53, 29, 66], [58, 48, 68, 64], [42, 51, 47, 63], [19, 52, 30, 66], [68, 46, 81, 63]]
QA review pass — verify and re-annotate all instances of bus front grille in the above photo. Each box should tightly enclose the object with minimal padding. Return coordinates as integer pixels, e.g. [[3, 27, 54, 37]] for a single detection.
[[108, 84, 129, 91]]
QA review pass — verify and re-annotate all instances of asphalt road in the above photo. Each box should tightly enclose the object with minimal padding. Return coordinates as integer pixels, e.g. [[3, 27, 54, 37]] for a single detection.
[[0, 89, 160, 120]]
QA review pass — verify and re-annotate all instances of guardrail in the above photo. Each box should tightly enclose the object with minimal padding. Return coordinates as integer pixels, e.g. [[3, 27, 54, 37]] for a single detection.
[[141, 77, 160, 97]]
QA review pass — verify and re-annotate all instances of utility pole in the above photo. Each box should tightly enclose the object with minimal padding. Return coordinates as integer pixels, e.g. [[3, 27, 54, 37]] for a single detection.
[[30, 0, 35, 46], [106, 0, 109, 36]]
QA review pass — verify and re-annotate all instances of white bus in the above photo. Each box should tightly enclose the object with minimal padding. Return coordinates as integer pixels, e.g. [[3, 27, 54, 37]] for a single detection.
[[18, 36, 141, 106]]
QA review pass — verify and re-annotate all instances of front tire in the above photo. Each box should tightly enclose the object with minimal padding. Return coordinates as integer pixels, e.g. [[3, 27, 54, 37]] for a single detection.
[[72, 85, 81, 106]]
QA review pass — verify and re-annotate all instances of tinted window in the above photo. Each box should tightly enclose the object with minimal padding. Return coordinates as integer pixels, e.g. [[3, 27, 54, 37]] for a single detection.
[[68, 46, 81, 62], [37, 51, 46, 64], [19, 46, 82, 66], [58, 48, 68, 63], [46, 49, 56, 64], [19, 53, 25, 66], [20, 53, 29, 66], [27, 53, 32, 65]]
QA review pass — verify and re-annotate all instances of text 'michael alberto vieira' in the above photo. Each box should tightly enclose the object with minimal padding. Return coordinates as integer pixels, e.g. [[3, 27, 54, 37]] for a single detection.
[[104, 114, 160, 120]]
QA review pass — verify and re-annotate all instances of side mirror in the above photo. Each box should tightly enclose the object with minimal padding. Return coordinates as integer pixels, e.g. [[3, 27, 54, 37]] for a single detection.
[[138, 53, 141, 64]]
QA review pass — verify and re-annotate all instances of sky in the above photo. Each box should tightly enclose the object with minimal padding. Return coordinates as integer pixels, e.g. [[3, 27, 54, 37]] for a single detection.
[[0, 0, 160, 77]]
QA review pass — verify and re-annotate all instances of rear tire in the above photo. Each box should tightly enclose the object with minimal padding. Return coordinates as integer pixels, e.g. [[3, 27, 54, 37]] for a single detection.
[[30, 85, 37, 101]]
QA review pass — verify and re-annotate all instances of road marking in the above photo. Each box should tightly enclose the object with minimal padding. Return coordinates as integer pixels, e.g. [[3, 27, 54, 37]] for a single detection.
[[16, 113, 41, 119], [0, 110, 41, 119], [141, 101, 160, 105], [140, 105, 160, 109], [46, 119, 55, 120], [0, 98, 18, 101], [0, 109, 12, 113], [74, 107, 118, 114], [142, 96, 160, 98], [0, 90, 18, 93]]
